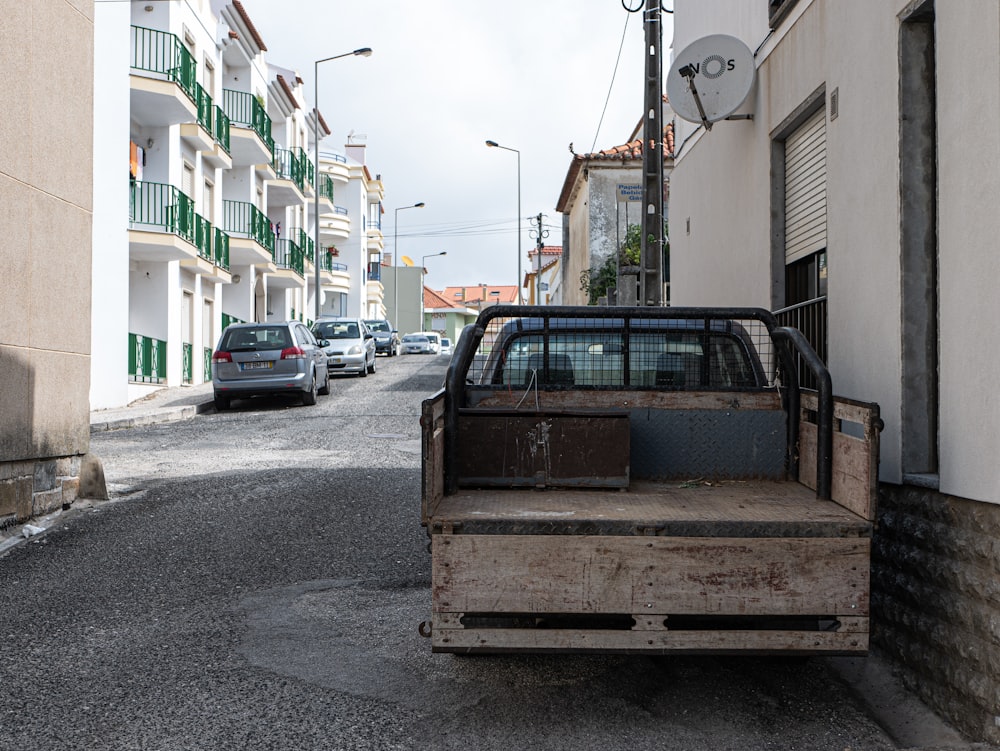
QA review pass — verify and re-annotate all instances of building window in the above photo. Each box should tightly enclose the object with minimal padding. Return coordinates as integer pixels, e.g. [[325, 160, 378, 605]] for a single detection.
[[785, 251, 826, 307], [768, 0, 800, 29]]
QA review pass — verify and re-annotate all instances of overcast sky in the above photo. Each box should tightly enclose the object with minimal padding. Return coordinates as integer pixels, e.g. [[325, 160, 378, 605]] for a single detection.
[[244, 1, 674, 291]]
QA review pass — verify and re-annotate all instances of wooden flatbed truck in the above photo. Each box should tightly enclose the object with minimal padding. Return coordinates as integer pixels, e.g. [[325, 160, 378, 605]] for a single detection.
[[420, 306, 881, 655]]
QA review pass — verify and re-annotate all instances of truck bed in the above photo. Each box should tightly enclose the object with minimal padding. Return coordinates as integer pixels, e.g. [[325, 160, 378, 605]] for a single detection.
[[428, 480, 871, 537]]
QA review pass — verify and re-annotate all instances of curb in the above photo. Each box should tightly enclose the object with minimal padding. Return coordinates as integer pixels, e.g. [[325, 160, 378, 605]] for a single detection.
[[89, 400, 215, 433]]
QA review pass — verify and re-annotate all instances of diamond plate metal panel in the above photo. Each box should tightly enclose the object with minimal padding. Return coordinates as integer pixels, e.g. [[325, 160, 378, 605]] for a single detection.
[[629, 408, 786, 480]]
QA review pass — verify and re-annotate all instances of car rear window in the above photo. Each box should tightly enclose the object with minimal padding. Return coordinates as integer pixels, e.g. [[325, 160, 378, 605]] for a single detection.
[[221, 327, 291, 351], [315, 321, 360, 339]]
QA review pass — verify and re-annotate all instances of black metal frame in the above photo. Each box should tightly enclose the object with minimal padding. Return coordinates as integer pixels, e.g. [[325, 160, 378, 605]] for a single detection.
[[443, 306, 833, 500]]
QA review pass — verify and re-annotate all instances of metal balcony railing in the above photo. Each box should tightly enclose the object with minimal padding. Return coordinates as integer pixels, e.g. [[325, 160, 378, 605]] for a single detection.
[[774, 296, 827, 390], [221, 313, 246, 330], [319, 174, 335, 203], [182, 342, 193, 384], [213, 105, 230, 153], [194, 83, 213, 135], [214, 227, 230, 271], [221, 200, 274, 257], [222, 89, 275, 157], [203, 347, 212, 382], [294, 228, 314, 263], [274, 239, 304, 277], [130, 181, 196, 244], [194, 214, 212, 261], [367, 263, 381, 282], [130, 26, 197, 104], [320, 150, 347, 164], [294, 147, 314, 187], [273, 147, 305, 190], [128, 333, 167, 384]]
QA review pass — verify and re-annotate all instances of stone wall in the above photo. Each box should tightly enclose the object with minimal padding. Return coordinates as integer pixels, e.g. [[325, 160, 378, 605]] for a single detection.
[[873, 484, 1000, 744]]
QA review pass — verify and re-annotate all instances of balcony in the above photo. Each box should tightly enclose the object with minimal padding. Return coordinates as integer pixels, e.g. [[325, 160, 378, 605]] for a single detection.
[[269, 147, 307, 206], [129, 180, 200, 262], [367, 262, 381, 282], [319, 150, 350, 184], [316, 174, 336, 214], [366, 226, 385, 254], [130, 26, 199, 127], [294, 228, 314, 265], [221, 200, 274, 267], [129, 333, 167, 384], [320, 252, 350, 294], [182, 225, 232, 283], [320, 205, 351, 241], [271, 238, 305, 288], [222, 89, 275, 169]]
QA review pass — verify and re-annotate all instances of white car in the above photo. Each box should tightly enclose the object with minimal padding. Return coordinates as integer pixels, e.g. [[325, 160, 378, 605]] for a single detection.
[[401, 333, 434, 354], [439, 337, 453, 356], [421, 332, 442, 354]]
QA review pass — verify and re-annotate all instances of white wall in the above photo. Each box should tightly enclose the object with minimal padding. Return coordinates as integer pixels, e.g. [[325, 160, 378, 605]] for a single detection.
[[936, 3, 1000, 501], [91, 0, 131, 410], [670, 0, 1000, 501]]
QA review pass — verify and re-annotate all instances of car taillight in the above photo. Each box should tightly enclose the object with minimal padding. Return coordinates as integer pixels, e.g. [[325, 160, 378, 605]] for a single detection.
[[212, 351, 232, 364], [281, 347, 306, 360]]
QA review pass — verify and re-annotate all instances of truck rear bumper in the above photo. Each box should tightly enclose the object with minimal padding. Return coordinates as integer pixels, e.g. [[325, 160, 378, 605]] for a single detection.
[[429, 532, 870, 655]]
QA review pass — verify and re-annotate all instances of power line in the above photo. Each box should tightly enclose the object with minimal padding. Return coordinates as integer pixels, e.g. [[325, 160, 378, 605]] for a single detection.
[[591, 12, 632, 153]]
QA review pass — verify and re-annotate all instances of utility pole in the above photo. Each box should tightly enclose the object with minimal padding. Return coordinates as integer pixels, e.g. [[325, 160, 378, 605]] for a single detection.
[[528, 212, 548, 304], [640, 0, 664, 306]]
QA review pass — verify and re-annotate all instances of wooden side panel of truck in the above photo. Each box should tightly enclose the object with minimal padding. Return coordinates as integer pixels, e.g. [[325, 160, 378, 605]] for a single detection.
[[420, 307, 881, 655]]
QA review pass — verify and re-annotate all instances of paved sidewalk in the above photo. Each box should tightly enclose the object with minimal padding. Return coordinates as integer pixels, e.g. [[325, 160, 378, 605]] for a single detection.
[[90, 382, 215, 433]]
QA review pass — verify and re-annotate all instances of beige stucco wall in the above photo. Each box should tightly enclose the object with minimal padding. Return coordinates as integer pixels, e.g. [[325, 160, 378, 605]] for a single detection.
[[0, 1, 93, 519]]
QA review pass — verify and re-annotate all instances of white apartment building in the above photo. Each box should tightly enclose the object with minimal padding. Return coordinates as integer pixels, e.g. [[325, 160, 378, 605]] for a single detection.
[[91, 0, 380, 409], [669, 0, 1000, 742]]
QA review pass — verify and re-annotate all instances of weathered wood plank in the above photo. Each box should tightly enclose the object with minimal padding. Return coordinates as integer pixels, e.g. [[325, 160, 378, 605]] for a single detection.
[[421, 391, 446, 522], [430, 615, 870, 654], [455, 412, 630, 489], [428, 481, 871, 537], [472, 389, 783, 412], [433, 535, 869, 616], [798, 394, 880, 521]]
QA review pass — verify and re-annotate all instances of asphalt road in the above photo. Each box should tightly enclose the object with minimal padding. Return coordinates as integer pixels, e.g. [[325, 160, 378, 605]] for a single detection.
[[0, 353, 943, 750]]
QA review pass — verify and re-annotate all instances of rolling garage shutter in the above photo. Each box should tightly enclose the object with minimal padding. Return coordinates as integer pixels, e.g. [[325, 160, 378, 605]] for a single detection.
[[785, 107, 827, 263]]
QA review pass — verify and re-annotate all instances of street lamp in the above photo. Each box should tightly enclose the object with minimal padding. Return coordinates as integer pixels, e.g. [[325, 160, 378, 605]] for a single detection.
[[393, 202, 425, 334], [485, 139, 522, 304], [420, 251, 447, 331], [313, 47, 372, 322]]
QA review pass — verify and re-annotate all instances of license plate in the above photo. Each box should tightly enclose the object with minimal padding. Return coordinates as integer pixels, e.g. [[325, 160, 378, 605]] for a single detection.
[[242, 361, 273, 370], [332, 357, 342, 363]]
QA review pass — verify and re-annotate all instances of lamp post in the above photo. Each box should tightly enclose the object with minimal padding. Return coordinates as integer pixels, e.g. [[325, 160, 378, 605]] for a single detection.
[[485, 139, 522, 304], [393, 202, 425, 334], [420, 251, 447, 331], [313, 47, 372, 322]]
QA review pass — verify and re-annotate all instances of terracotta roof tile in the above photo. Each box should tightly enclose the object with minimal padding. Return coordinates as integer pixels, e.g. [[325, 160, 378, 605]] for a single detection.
[[556, 123, 674, 212], [275, 74, 299, 109], [232, 0, 267, 52]]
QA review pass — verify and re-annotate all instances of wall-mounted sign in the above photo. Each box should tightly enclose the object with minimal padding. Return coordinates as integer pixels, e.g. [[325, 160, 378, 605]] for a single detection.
[[617, 184, 643, 202]]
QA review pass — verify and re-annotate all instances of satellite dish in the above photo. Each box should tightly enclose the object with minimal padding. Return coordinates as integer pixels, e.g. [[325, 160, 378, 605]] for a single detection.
[[401, 255, 414, 267], [666, 34, 755, 129]]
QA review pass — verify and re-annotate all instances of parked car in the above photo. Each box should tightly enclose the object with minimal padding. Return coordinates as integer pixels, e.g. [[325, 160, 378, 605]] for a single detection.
[[421, 332, 442, 354], [312, 317, 377, 377], [401, 333, 434, 354], [439, 337, 453, 356], [211, 321, 330, 410], [363, 318, 401, 356]]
